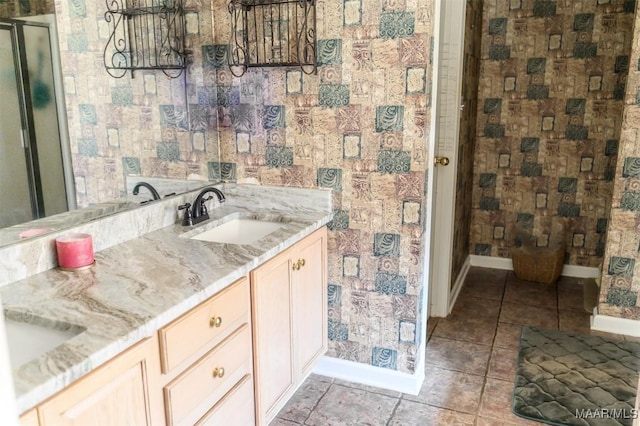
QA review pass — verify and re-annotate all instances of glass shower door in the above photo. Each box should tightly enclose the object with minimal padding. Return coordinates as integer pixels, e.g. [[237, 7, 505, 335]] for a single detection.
[[0, 25, 33, 228]]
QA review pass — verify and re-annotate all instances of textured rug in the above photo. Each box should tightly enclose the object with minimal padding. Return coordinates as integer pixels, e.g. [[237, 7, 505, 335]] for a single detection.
[[513, 327, 640, 426]]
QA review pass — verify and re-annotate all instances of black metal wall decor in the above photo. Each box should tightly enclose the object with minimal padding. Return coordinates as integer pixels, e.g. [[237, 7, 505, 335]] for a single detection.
[[104, 0, 186, 78], [228, 0, 316, 77]]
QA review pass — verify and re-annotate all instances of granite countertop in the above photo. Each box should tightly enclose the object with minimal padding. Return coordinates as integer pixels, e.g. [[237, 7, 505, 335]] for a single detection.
[[0, 185, 332, 414]]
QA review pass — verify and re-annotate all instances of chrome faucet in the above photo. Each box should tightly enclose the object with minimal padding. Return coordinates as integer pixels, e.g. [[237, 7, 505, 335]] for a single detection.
[[179, 187, 225, 226], [132, 182, 160, 201]]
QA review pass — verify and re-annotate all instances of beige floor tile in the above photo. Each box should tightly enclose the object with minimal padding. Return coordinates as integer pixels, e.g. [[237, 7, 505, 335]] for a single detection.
[[332, 378, 402, 398], [476, 416, 541, 425], [403, 366, 484, 414], [506, 271, 555, 288], [478, 378, 541, 425], [389, 400, 476, 425], [503, 280, 557, 309], [624, 334, 640, 343], [493, 322, 524, 350], [465, 267, 508, 287], [558, 310, 591, 334], [459, 280, 505, 301], [427, 317, 440, 341], [557, 279, 587, 312], [305, 384, 398, 426], [277, 375, 332, 423], [425, 336, 491, 375], [269, 418, 300, 425], [589, 329, 628, 341], [449, 296, 502, 321], [487, 346, 518, 381], [557, 276, 585, 287], [500, 302, 558, 329], [432, 316, 498, 345]]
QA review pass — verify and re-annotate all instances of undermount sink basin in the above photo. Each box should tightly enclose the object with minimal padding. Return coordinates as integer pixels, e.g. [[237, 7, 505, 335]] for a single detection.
[[4, 318, 83, 370], [189, 218, 284, 244]]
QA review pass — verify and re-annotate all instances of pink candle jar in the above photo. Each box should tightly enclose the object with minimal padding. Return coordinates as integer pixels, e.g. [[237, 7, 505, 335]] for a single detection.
[[55, 233, 94, 270]]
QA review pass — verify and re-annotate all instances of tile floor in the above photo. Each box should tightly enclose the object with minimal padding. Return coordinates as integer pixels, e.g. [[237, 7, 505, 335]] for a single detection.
[[270, 267, 639, 425]]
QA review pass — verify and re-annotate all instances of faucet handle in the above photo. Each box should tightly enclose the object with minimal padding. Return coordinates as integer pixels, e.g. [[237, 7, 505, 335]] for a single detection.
[[178, 203, 193, 226], [199, 196, 214, 216]]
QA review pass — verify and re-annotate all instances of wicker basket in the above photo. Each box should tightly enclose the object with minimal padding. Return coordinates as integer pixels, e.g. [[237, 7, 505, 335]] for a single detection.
[[511, 244, 564, 284]]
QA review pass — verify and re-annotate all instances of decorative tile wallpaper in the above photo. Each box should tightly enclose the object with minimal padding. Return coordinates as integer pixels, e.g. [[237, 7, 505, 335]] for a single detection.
[[599, 3, 640, 320], [52, 0, 220, 206], [451, 0, 483, 287], [470, 0, 634, 267], [211, 0, 435, 373], [0, 0, 53, 17]]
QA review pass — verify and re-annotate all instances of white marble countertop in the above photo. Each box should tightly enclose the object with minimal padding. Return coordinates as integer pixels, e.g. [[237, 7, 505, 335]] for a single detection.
[[0, 185, 332, 414]]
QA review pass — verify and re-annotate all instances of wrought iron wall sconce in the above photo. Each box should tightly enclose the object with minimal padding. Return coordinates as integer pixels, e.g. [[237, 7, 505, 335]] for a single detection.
[[104, 0, 187, 78], [228, 0, 317, 77]]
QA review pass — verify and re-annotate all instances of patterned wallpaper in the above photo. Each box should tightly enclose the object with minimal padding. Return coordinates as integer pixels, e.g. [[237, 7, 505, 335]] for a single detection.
[[0, 0, 53, 17], [211, 0, 435, 373], [52, 0, 220, 206], [599, 3, 640, 321], [470, 0, 634, 267], [451, 0, 483, 287]]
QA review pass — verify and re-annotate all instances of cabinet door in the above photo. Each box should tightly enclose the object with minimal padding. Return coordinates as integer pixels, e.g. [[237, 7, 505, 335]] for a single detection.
[[19, 409, 39, 426], [292, 227, 328, 378], [250, 250, 295, 425], [38, 335, 163, 426]]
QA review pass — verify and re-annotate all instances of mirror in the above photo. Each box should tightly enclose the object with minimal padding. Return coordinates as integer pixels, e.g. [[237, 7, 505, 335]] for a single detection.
[[0, 1, 221, 248]]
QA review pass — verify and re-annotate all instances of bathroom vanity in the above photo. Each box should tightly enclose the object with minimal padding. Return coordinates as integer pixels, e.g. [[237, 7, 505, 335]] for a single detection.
[[0, 184, 332, 426]]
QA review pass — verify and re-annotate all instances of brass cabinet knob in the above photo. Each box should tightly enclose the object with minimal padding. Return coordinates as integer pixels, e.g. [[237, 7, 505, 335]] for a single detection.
[[213, 367, 225, 378], [209, 316, 222, 328], [292, 259, 306, 270], [434, 156, 450, 166]]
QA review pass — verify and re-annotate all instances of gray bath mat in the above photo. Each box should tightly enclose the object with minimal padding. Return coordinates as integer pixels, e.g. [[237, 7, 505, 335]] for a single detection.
[[513, 327, 640, 426]]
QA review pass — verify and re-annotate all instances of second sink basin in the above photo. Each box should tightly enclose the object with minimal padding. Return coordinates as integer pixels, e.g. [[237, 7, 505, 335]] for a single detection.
[[189, 218, 284, 244], [4, 318, 84, 370]]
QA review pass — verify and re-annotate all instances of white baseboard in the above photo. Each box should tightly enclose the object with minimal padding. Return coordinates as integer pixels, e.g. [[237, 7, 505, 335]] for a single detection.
[[447, 256, 470, 315], [312, 355, 424, 396], [590, 307, 640, 337], [468, 255, 600, 278]]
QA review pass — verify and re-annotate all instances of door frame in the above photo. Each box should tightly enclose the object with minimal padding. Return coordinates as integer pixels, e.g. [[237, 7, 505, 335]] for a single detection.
[[19, 14, 76, 212]]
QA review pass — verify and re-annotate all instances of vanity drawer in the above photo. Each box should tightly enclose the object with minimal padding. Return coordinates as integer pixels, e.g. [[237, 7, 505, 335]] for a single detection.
[[164, 324, 253, 426], [159, 277, 249, 374], [196, 374, 255, 426]]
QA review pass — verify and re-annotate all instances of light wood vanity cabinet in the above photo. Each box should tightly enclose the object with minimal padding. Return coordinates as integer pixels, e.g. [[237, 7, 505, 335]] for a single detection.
[[36, 335, 164, 426], [251, 227, 328, 425], [22, 227, 327, 426]]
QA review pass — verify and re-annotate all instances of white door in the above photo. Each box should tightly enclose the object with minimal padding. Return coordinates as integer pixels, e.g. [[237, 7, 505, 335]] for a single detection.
[[427, 0, 467, 318]]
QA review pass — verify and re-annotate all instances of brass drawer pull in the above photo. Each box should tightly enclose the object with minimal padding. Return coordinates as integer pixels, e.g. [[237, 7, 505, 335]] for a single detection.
[[209, 316, 222, 328], [212, 367, 225, 378], [299, 258, 305, 267]]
